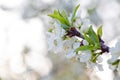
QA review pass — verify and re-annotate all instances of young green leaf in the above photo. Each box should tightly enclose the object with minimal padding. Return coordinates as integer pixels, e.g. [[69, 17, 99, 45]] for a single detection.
[[48, 10, 71, 29], [90, 53, 100, 63], [48, 28, 53, 33], [97, 25, 103, 37], [111, 59, 120, 65], [48, 13, 65, 24], [75, 45, 94, 53], [83, 33, 94, 45], [54, 10, 58, 14], [87, 25, 100, 47], [71, 4, 80, 25], [61, 11, 70, 26], [61, 24, 69, 30]]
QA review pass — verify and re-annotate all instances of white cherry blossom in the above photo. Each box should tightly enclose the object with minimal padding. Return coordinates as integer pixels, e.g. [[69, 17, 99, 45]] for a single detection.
[[78, 51, 91, 62]]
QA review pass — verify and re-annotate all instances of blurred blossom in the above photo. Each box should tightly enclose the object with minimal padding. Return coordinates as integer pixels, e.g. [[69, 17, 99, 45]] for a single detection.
[[73, 42, 80, 49], [66, 50, 76, 59], [107, 36, 120, 80], [0, 0, 26, 9], [0, 0, 52, 79], [108, 37, 120, 71], [78, 51, 91, 62]]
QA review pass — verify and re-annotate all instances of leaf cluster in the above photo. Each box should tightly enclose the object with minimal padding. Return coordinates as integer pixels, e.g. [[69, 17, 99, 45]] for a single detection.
[[48, 4, 80, 30], [75, 25, 103, 63]]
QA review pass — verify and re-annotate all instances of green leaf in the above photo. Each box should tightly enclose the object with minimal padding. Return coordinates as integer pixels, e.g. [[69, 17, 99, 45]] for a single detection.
[[48, 14, 65, 24], [54, 10, 58, 14], [48, 10, 71, 29], [48, 28, 53, 33], [112, 59, 120, 65], [83, 33, 94, 45], [75, 45, 94, 53], [71, 4, 80, 25], [62, 36, 70, 40], [61, 24, 69, 30], [87, 25, 100, 47], [61, 11, 70, 26], [97, 25, 103, 37], [48, 10, 67, 25], [90, 53, 100, 63]]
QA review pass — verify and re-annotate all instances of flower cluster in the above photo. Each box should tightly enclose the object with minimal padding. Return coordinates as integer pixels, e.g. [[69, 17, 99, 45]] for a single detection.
[[47, 4, 109, 70], [108, 38, 120, 71]]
